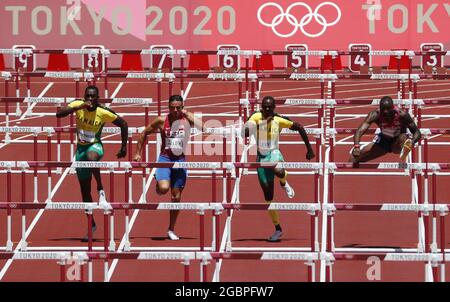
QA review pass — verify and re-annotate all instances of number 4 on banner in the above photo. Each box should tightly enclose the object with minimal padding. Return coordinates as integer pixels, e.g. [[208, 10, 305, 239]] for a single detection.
[[349, 43, 372, 72]]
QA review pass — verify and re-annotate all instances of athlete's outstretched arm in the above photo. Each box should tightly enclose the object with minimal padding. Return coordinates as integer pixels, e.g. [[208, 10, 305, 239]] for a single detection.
[[112, 116, 128, 159], [402, 112, 421, 145], [354, 111, 378, 145], [290, 122, 315, 160], [133, 117, 164, 161]]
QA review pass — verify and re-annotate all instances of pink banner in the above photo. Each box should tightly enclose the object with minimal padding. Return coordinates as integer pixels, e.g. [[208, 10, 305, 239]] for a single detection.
[[1, 0, 449, 65]]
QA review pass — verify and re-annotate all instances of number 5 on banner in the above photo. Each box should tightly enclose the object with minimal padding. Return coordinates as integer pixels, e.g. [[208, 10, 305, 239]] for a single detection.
[[286, 44, 308, 70], [349, 43, 371, 72], [217, 44, 240, 71]]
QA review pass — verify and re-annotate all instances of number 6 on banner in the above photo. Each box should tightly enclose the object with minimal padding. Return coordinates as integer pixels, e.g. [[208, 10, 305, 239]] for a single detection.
[[217, 44, 240, 71], [349, 43, 371, 72]]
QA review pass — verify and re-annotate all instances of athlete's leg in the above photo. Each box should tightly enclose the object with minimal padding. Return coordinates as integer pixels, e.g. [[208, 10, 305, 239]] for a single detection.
[[87, 151, 104, 191], [156, 180, 171, 195], [168, 187, 183, 232], [257, 167, 282, 235], [166, 166, 187, 240], [76, 145, 97, 232], [349, 142, 389, 163], [392, 133, 408, 154]]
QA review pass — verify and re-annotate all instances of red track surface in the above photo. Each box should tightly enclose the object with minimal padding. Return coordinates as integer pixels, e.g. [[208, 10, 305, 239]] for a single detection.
[[1, 77, 450, 282]]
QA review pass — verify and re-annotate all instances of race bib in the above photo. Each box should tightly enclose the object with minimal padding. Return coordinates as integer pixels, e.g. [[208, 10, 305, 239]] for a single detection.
[[165, 138, 184, 151], [258, 139, 278, 152], [78, 129, 96, 143]]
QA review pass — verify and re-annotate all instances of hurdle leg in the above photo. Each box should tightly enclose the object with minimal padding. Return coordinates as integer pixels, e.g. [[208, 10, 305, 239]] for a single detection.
[[15, 74, 22, 116], [124, 210, 131, 251], [88, 260, 93, 282], [182, 258, 190, 282], [109, 211, 115, 251], [20, 167, 28, 250], [59, 260, 66, 282], [6, 168, 13, 251], [200, 257, 209, 282], [104, 260, 109, 282], [306, 261, 315, 282], [199, 209, 205, 251], [33, 132, 38, 203], [439, 213, 446, 282]]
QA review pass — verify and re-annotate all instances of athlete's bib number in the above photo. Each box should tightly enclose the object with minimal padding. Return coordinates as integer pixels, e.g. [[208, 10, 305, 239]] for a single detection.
[[165, 138, 184, 150], [78, 130, 96, 143]]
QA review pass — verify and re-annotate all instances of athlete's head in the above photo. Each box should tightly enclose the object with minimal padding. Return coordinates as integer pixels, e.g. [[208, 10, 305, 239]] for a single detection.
[[168, 95, 184, 118], [379, 96, 395, 122], [84, 85, 100, 111], [261, 96, 276, 119]]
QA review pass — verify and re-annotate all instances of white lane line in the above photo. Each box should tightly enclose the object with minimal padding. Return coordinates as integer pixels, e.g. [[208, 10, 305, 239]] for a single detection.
[[0, 160, 73, 280], [106, 82, 124, 108], [0, 82, 53, 149], [106, 170, 155, 281], [182, 82, 193, 101], [107, 80, 193, 282]]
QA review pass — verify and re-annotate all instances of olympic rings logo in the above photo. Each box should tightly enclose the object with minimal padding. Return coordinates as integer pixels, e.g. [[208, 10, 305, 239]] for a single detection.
[[257, 2, 341, 38]]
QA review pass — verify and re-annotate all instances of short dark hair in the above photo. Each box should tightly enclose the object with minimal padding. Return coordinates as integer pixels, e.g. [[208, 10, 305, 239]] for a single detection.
[[380, 96, 393, 108], [261, 96, 275, 106], [169, 95, 183, 103], [85, 85, 99, 96]]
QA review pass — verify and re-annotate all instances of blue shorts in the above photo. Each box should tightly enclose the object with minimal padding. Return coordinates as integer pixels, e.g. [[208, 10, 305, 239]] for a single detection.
[[373, 133, 396, 153], [155, 155, 187, 189]]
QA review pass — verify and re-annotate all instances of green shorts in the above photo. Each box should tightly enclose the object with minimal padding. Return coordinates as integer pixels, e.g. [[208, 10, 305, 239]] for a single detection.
[[75, 143, 104, 180], [256, 149, 285, 185]]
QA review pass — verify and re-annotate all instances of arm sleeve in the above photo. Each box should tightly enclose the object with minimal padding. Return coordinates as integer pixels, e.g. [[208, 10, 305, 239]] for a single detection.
[[101, 108, 118, 123], [67, 100, 83, 108], [248, 113, 260, 125], [278, 117, 294, 129]]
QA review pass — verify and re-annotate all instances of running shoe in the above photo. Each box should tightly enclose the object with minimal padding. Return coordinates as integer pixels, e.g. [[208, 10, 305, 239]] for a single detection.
[[267, 230, 283, 242], [167, 230, 180, 241]]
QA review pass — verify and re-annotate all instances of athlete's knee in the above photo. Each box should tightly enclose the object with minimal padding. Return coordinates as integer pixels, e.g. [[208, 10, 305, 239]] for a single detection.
[[263, 189, 274, 201], [87, 152, 100, 161], [157, 182, 170, 195], [171, 195, 181, 202], [274, 168, 285, 178]]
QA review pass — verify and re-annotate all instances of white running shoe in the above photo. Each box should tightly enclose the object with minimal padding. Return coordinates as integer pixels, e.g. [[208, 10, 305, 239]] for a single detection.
[[167, 230, 180, 241], [282, 182, 295, 199], [98, 190, 112, 210], [268, 230, 283, 242]]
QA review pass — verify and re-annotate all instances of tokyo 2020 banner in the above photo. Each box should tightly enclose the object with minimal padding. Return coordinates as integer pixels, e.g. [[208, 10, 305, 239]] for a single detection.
[[1, 0, 449, 51]]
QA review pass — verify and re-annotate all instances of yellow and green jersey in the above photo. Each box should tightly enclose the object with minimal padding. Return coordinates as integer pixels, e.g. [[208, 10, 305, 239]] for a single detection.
[[68, 100, 118, 145], [248, 112, 293, 152]]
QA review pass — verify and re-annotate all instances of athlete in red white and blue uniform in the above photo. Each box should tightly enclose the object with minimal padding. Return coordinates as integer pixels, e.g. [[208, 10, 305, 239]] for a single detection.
[[350, 96, 421, 163], [134, 95, 204, 240]]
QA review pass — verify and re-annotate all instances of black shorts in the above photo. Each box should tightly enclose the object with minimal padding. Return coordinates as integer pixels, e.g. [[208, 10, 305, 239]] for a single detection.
[[373, 133, 396, 153]]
